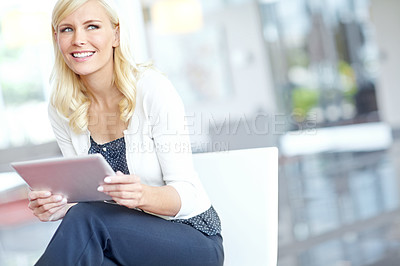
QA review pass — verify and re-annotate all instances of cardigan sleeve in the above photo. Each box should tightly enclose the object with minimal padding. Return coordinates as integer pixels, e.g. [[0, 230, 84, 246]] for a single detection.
[[140, 70, 201, 218], [48, 104, 77, 157]]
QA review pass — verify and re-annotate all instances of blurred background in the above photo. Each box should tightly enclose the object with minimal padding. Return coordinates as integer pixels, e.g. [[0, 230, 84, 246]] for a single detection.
[[1, 0, 400, 265]]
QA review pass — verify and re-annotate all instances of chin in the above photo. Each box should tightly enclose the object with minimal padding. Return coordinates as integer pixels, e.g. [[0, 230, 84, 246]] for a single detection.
[[70, 67, 95, 77]]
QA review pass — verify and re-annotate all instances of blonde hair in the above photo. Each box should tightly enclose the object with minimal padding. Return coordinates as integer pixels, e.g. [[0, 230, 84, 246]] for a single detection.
[[50, 0, 144, 133]]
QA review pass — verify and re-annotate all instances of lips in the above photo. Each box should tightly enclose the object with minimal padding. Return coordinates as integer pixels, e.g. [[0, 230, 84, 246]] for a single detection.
[[71, 51, 95, 58]]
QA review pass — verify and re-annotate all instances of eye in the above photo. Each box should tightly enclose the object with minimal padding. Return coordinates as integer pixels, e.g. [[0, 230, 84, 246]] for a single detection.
[[60, 27, 73, 33], [88, 25, 99, 30]]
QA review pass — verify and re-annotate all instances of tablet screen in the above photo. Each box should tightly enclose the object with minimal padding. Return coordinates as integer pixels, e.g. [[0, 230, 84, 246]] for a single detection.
[[11, 154, 114, 202]]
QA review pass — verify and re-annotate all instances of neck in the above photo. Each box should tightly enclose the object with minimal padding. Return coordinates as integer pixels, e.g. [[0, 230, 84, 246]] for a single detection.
[[80, 68, 121, 108]]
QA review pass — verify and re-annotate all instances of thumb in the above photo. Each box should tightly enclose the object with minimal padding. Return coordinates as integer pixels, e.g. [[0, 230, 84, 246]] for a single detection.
[[116, 171, 124, 176]]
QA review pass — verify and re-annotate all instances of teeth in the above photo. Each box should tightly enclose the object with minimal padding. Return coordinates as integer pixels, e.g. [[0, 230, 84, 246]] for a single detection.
[[73, 52, 94, 58]]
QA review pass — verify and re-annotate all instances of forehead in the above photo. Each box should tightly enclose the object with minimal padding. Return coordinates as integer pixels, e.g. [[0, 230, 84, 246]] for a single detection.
[[60, 0, 110, 25]]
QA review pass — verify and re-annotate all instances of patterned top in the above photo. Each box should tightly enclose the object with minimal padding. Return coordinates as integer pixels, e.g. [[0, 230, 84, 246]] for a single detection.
[[171, 206, 221, 236], [88, 136, 222, 236], [88, 136, 129, 175]]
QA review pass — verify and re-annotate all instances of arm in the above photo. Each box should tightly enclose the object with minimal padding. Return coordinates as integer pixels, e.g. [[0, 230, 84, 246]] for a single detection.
[[100, 71, 198, 217], [48, 104, 77, 157], [99, 171, 181, 216], [27, 105, 78, 222], [140, 184, 181, 216]]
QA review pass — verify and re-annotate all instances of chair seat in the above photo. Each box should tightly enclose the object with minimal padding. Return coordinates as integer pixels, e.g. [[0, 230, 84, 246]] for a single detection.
[[193, 147, 278, 266]]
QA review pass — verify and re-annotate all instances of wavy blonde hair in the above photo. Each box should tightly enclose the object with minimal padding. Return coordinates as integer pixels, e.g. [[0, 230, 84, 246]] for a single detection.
[[50, 0, 144, 133]]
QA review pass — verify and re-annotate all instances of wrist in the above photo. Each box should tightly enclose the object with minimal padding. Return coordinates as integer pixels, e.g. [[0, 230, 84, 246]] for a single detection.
[[135, 185, 180, 217], [137, 184, 151, 209]]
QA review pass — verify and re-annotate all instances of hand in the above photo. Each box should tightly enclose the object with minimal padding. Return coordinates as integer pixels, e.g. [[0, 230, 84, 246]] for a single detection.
[[28, 190, 70, 222], [98, 171, 145, 209]]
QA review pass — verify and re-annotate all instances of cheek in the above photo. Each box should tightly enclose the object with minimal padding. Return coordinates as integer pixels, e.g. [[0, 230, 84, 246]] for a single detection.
[[91, 33, 114, 51], [57, 39, 70, 55]]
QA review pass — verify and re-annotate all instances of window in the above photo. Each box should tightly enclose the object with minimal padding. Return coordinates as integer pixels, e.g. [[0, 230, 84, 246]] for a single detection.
[[259, 0, 380, 129], [0, 0, 56, 148], [143, 0, 237, 106]]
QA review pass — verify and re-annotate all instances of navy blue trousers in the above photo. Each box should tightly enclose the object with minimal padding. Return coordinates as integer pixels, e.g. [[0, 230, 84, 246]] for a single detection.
[[35, 202, 224, 266]]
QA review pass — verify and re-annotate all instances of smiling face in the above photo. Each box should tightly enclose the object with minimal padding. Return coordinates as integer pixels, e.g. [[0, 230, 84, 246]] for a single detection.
[[55, 0, 120, 77]]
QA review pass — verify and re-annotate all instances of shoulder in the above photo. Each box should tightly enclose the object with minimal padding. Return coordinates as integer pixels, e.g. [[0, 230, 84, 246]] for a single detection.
[[48, 103, 69, 124], [136, 68, 182, 106], [137, 68, 177, 94]]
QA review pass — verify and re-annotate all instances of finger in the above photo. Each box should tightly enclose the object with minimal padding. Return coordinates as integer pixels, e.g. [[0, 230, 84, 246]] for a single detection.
[[48, 204, 67, 216], [103, 175, 139, 184], [106, 191, 139, 199], [33, 198, 66, 214], [29, 194, 65, 209], [37, 198, 68, 214], [38, 205, 65, 222], [30, 197, 64, 212], [28, 191, 52, 201], [98, 183, 137, 193], [113, 198, 140, 209]]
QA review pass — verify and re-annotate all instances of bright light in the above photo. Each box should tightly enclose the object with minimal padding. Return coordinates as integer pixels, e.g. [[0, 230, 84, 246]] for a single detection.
[[259, 0, 280, 3], [1, 10, 51, 48], [0, 172, 26, 193], [151, 0, 203, 34]]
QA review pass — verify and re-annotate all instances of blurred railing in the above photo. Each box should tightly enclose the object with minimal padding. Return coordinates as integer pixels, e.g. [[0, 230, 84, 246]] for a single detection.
[[277, 142, 400, 266]]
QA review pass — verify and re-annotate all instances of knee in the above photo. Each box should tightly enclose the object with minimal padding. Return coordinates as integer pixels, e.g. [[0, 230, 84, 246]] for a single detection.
[[59, 202, 115, 236], [63, 202, 103, 224], [67, 202, 91, 217]]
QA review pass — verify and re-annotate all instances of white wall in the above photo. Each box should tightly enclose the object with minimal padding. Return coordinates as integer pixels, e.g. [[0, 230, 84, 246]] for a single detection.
[[188, 2, 277, 122], [370, 0, 400, 128]]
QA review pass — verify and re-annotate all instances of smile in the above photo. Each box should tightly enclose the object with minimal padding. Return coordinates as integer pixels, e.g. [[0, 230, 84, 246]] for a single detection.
[[72, 52, 95, 58]]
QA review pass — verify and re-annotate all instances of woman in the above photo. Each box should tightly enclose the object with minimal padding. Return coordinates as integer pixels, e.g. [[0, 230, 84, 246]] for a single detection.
[[28, 0, 224, 265]]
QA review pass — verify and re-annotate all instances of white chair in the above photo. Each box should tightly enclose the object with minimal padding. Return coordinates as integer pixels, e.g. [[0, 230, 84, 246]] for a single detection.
[[192, 147, 278, 266]]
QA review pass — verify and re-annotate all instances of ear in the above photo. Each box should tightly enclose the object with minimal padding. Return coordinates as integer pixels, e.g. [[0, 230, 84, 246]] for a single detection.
[[113, 25, 120, 48]]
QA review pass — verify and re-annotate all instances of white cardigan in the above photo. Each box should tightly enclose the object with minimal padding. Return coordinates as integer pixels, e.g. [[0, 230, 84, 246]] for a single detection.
[[48, 69, 211, 220]]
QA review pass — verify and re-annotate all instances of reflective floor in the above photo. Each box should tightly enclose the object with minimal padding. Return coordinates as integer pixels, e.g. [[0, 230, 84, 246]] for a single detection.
[[1, 138, 400, 265], [278, 137, 400, 266], [0, 220, 59, 266]]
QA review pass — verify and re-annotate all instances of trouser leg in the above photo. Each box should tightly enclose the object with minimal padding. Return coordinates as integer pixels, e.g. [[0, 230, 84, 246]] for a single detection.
[[36, 202, 117, 266], [35, 202, 224, 266]]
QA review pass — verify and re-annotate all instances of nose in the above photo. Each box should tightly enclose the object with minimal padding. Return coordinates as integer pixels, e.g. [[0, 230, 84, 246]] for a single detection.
[[72, 29, 86, 46]]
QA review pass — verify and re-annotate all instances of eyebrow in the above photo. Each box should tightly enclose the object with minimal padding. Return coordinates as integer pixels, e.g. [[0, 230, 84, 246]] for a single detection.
[[58, 19, 103, 29]]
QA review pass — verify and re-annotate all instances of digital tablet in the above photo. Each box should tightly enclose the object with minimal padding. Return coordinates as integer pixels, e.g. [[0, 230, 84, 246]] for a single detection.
[[11, 154, 114, 203]]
